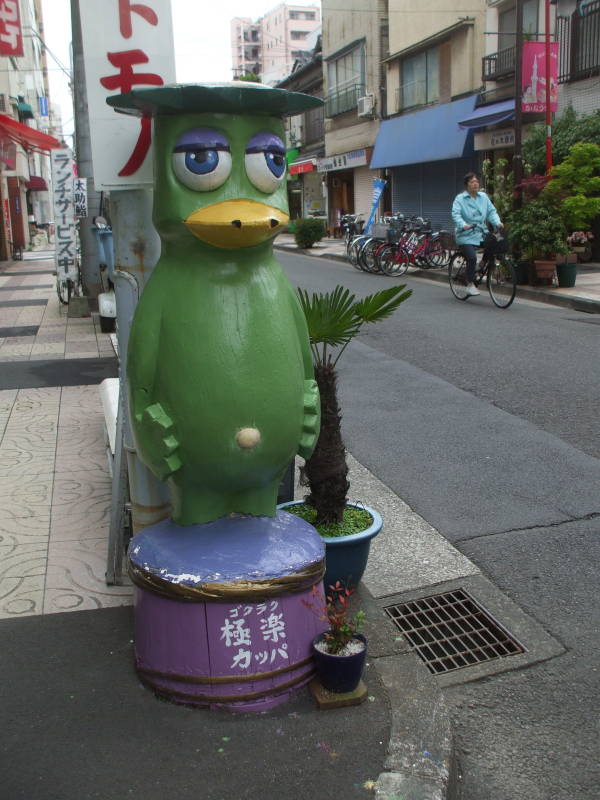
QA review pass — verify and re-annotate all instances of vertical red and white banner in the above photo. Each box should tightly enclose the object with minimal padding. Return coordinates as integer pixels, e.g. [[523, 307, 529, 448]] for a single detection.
[[521, 41, 558, 113], [79, 0, 176, 190], [0, 0, 24, 57]]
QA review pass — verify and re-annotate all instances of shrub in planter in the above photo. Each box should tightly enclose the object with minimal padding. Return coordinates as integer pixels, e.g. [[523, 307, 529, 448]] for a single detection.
[[294, 217, 325, 249]]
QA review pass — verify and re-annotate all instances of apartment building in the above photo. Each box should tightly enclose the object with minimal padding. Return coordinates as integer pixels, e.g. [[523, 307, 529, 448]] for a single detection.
[[320, 0, 388, 231], [276, 30, 325, 220], [556, 0, 600, 114], [0, 0, 61, 260], [231, 3, 321, 85], [369, 0, 487, 229]]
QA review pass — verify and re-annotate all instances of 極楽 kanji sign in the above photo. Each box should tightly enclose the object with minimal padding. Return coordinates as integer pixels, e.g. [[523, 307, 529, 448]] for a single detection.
[[79, 0, 175, 190]]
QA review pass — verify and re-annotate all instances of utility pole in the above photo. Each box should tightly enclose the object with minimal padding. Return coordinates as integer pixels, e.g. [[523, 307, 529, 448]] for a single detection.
[[544, 0, 553, 174], [513, 0, 524, 205], [70, 0, 103, 301]]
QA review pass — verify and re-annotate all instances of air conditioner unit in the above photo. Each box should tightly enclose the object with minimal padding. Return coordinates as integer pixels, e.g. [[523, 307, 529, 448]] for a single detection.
[[357, 94, 375, 118]]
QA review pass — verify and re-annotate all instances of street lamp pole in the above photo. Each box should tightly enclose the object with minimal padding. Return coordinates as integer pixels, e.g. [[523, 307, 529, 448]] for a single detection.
[[513, 0, 524, 203]]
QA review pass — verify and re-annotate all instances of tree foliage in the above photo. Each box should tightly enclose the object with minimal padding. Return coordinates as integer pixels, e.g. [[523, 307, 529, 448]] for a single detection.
[[543, 143, 600, 230], [523, 107, 600, 173]]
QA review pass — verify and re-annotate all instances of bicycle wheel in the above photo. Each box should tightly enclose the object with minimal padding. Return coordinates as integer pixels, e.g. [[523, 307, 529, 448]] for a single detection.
[[348, 237, 366, 270], [427, 239, 451, 268], [487, 256, 516, 309], [56, 277, 71, 305], [379, 245, 409, 276], [448, 253, 469, 301], [361, 238, 384, 272]]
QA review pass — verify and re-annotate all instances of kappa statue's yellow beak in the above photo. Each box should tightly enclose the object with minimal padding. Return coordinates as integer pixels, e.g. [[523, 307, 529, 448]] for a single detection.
[[184, 200, 289, 249]]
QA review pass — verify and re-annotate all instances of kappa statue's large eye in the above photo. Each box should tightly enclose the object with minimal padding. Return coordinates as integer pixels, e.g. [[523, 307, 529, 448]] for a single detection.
[[245, 132, 286, 193], [172, 129, 232, 191]]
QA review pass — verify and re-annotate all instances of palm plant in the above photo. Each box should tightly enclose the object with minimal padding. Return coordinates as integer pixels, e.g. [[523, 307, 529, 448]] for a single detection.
[[297, 284, 412, 526]]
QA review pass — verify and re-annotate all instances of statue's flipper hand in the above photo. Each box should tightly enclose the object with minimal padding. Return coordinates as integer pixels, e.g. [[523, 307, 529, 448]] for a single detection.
[[139, 402, 182, 480], [298, 379, 320, 459]]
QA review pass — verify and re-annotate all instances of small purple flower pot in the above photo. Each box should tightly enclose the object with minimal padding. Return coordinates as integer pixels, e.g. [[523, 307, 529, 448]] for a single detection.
[[312, 633, 367, 693]]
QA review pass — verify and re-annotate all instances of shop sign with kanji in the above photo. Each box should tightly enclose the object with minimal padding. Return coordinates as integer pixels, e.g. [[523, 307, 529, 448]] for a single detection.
[[74, 178, 88, 218], [50, 149, 78, 282], [0, 0, 24, 57], [79, 0, 175, 190]]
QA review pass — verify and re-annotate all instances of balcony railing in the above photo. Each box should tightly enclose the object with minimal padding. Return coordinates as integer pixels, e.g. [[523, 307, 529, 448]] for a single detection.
[[558, 1, 600, 82], [482, 46, 516, 82], [324, 84, 364, 117]]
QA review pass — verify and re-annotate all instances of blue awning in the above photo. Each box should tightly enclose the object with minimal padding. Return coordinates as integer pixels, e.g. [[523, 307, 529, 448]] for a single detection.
[[370, 95, 477, 169], [458, 99, 515, 129]]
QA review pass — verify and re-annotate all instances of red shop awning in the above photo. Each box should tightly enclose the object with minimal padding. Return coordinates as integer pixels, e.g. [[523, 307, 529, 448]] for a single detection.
[[0, 114, 61, 154], [26, 175, 48, 191], [289, 159, 317, 175]]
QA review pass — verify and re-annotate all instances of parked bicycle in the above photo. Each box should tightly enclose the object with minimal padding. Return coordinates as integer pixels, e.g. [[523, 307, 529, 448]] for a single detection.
[[448, 230, 516, 308]]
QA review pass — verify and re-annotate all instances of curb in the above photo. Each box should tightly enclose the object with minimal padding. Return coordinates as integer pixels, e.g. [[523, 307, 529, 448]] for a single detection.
[[356, 585, 456, 800], [274, 243, 600, 314]]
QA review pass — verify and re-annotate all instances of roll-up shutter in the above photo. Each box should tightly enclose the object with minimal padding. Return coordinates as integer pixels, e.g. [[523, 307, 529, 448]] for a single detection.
[[391, 157, 478, 230], [354, 166, 378, 219]]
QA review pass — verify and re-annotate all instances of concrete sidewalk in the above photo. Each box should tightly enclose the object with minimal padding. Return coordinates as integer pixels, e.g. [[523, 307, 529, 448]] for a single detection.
[[274, 233, 600, 313]]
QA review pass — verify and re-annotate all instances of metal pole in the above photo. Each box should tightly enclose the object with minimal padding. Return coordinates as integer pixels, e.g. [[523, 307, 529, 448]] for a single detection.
[[513, 0, 524, 206], [105, 189, 170, 583], [70, 0, 103, 300], [545, 0, 553, 174]]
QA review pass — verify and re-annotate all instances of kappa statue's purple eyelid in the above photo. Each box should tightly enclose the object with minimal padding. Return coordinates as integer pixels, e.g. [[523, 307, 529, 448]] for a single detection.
[[173, 129, 230, 152], [246, 132, 285, 154]]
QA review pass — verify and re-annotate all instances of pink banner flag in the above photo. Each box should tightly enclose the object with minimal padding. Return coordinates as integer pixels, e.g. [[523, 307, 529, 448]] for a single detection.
[[521, 41, 558, 113]]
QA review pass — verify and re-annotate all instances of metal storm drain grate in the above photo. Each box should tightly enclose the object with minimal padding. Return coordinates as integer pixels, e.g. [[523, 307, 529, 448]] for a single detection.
[[385, 589, 525, 675]]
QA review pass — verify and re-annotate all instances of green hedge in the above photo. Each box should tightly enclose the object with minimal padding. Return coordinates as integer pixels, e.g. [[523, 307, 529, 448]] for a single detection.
[[294, 217, 325, 249]]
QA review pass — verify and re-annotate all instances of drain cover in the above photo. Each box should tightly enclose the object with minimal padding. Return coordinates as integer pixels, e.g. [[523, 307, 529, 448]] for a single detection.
[[384, 588, 525, 675]]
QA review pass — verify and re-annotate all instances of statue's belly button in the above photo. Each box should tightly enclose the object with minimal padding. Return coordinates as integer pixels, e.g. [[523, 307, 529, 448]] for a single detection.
[[235, 427, 261, 450]]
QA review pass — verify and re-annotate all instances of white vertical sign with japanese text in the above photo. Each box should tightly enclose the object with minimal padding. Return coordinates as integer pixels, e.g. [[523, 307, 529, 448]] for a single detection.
[[79, 0, 176, 190], [50, 149, 78, 281]]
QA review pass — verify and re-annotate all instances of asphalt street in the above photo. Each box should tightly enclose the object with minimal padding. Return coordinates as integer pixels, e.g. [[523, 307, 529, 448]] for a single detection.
[[280, 250, 600, 800]]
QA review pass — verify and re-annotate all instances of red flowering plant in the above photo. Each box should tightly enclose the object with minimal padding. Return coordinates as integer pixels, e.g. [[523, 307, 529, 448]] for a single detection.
[[303, 581, 366, 655]]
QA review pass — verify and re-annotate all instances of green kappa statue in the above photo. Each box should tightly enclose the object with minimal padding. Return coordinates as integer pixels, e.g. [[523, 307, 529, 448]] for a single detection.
[[107, 84, 322, 525]]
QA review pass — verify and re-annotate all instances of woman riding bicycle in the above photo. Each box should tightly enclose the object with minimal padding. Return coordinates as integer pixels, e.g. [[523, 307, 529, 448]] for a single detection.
[[451, 173, 502, 297]]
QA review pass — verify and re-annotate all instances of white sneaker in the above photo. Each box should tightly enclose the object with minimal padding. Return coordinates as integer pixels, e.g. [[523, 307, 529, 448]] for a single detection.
[[466, 284, 480, 296]]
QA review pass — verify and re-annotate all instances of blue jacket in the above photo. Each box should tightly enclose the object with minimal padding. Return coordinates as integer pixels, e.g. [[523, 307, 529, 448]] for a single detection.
[[452, 191, 501, 245]]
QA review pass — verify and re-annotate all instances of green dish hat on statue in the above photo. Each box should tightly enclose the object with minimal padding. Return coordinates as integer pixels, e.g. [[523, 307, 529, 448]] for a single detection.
[[106, 81, 323, 118]]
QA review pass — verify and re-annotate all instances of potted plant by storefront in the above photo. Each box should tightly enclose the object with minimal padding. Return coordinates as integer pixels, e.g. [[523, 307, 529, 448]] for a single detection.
[[280, 284, 411, 587], [311, 581, 367, 693], [507, 195, 569, 284], [566, 231, 594, 264]]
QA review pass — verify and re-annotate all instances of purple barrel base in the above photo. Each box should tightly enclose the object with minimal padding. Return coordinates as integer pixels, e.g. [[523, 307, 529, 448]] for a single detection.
[[128, 511, 327, 712], [134, 585, 326, 712]]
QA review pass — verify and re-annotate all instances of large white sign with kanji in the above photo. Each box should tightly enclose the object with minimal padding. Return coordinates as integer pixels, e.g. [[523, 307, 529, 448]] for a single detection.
[[79, 0, 176, 190]]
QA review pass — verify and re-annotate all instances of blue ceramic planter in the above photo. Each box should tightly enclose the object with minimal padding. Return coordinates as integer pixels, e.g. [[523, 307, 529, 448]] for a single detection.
[[312, 633, 367, 693], [277, 502, 383, 589]]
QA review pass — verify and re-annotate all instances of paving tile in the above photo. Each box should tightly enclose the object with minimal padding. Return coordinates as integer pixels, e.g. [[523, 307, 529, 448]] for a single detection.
[[0, 540, 48, 578], [0, 344, 33, 356], [55, 434, 109, 473], [0, 389, 17, 413], [30, 342, 66, 356], [0, 449, 55, 476], [44, 538, 132, 614], [50, 472, 111, 527], [0, 575, 45, 618], [0, 472, 55, 513]]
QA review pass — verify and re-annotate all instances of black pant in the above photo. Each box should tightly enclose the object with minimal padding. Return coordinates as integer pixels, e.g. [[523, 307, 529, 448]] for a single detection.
[[459, 243, 482, 282]]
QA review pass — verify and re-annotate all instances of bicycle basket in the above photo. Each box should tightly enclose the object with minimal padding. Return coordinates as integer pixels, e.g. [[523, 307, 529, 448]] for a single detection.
[[439, 230, 456, 250], [370, 223, 389, 239], [482, 232, 508, 254]]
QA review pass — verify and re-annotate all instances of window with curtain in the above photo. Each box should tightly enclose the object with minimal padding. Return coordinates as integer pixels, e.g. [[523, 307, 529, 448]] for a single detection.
[[401, 47, 439, 109], [327, 43, 366, 93]]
